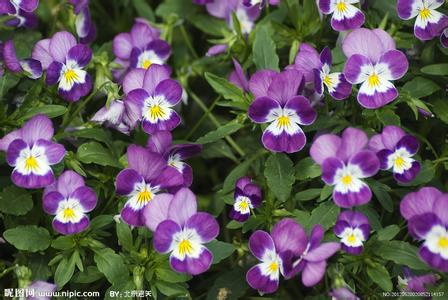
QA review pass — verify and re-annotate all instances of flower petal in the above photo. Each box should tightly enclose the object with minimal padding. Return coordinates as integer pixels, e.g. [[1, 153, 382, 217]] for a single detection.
[[32, 39, 52, 70], [246, 264, 279, 294], [271, 218, 307, 255], [248, 70, 277, 98], [49, 31, 77, 63], [348, 150, 380, 178], [284, 96, 317, 125], [336, 127, 368, 162], [333, 183, 372, 208], [43, 191, 64, 215], [400, 187, 442, 220], [72, 186, 96, 212], [34, 139, 65, 165], [186, 212, 219, 243], [67, 44, 92, 68], [170, 247, 213, 275], [249, 230, 275, 260], [248, 96, 281, 123], [154, 219, 181, 253], [113, 33, 132, 59], [54, 170, 85, 197], [53, 216, 89, 235], [22, 114, 54, 145], [310, 134, 342, 165], [322, 157, 344, 185], [155, 79, 182, 105], [143, 193, 173, 232], [167, 187, 197, 227], [115, 168, 143, 196], [302, 260, 326, 287]]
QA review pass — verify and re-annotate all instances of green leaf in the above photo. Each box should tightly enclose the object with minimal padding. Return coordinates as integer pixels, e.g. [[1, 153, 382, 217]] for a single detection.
[[367, 263, 393, 291], [116, 222, 133, 252], [4, 226, 51, 252], [253, 25, 279, 71], [295, 188, 321, 202], [155, 0, 197, 19], [400, 160, 435, 186], [206, 268, 248, 300], [320, 185, 333, 201], [376, 241, 429, 270], [207, 240, 236, 264], [54, 254, 76, 288], [421, 64, 448, 76], [187, 14, 227, 36], [295, 157, 322, 180], [376, 108, 400, 126], [19, 105, 68, 121], [196, 121, 243, 144], [265, 153, 295, 202], [94, 248, 129, 285], [155, 281, 188, 297], [72, 266, 103, 284], [131, 0, 155, 21], [0, 186, 33, 216], [242, 216, 264, 233], [402, 77, 440, 99], [156, 265, 191, 283], [433, 99, 448, 125], [51, 236, 75, 250], [77, 142, 121, 168], [369, 180, 393, 212], [67, 128, 112, 145], [226, 220, 243, 229], [221, 159, 253, 194], [204, 72, 246, 106], [377, 225, 400, 241], [306, 201, 340, 231]]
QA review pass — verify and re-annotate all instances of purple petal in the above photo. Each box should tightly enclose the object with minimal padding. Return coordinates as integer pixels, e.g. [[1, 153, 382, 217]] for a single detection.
[[310, 224, 324, 249], [229, 58, 249, 91], [121, 205, 146, 227], [441, 28, 448, 48], [151, 166, 184, 189], [130, 22, 159, 50], [6, 139, 27, 166], [43, 191, 64, 215], [248, 70, 277, 98], [170, 247, 213, 275], [302, 261, 326, 287], [271, 218, 307, 255], [153, 219, 180, 253], [337, 210, 370, 228], [147, 39, 171, 60], [113, 33, 132, 59], [246, 265, 279, 294], [358, 85, 398, 109], [236, 177, 251, 191], [49, 31, 77, 63], [343, 54, 372, 84], [434, 194, 448, 225], [185, 212, 219, 243], [331, 10, 365, 32], [75, 7, 92, 38], [20, 59, 43, 79], [415, 15, 448, 41], [380, 126, 406, 149], [126, 145, 166, 181], [333, 184, 372, 208], [378, 50, 408, 80], [284, 96, 317, 125], [310, 134, 342, 165], [0, 0, 15, 14], [34, 139, 65, 165], [53, 216, 89, 235], [368, 134, 386, 152], [146, 130, 172, 154], [406, 274, 438, 293], [12, 170, 55, 189], [305, 242, 340, 262], [249, 230, 275, 260], [142, 64, 172, 95], [143, 193, 173, 232], [205, 44, 228, 57], [123, 68, 146, 94], [141, 111, 181, 134], [54, 170, 85, 197], [58, 75, 92, 102], [72, 186, 96, 212], [320, 47, 332, 66], [32, 39, 52, 70], [348, 150, 380, 178], [167, 187, 197, 227], [248, 96, 281, 123], [115, 168, 143, 195], [22, 114, 54, 145], [67, 44, 92, 68], [288, 43, 321, 83], [396, 135, 419, 155], [419, 246, 448, 272], [155, 79, 182, 105], [171, 143, 202, 160], [262, 126, 307, 153], [229, 209, 250, 222], [322, 157, 344, 185], [0, 129, 22, 152], [3, 40, 22, 72], [336, 127, 368, 162], [329, 74, 352, 100], [408, 213, 440, 239], [267, 70, 304, 104], [397, 0, 418, 19], [400, 187, 442, 220], [342, 245, 364, 255], [394, 161, 420, 183], [46, 61, 63, 86], [17, 0, 39, 12]]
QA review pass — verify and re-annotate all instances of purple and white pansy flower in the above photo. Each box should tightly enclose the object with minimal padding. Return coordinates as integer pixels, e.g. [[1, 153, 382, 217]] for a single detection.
[[43, 170, 97, 235], [400, 187, 448, 272], [343, 28, 409, 109], [369, 126, 421, 183], [32, 31, 93, 102], [310, 127, 380, 208], [2, 40, 42, 79], [397, 0, 448, 41], [228, 176, 262, 222], [398, 267, 438, 293], [68, 0, 97, 44], [91, 100, 130, 134], [144, 188, 220, 275], [115, 144, 183, 227], [246, 218, 308, 294], [318, 0, 365, 31], [314, 47, 352, 100], [286, 224, 341, 287], [146, 131, 202, 188], [334, 210, 370, 255], [0, 0, 38, 28], [0, 114, 65, 189], [248, 69, 317, 153], [123, 65, 182, 134]]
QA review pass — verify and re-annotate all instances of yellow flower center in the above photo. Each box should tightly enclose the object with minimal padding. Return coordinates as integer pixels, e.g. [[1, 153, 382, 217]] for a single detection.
[[268, 262, 278, 273], [323, 75, 333, 87], [394, 156, 405, 168], [336, 2, 347, 13], [137, 188, 152, 205], [238, 198, 250, 212], [63, 208, 76, 220], [419, 7, 431, 20], [149, 105, 166, 120], [341, 175, 352, 185], [178, 239, 193, 256], [438, 237, 448, 248], [63, 69, 79, 83], [347, 234, 357, 244], [277, 116, 291, 129], [142, 59, 152, 69], [25, 156, 39, 171], [368, 73, 381, 88]]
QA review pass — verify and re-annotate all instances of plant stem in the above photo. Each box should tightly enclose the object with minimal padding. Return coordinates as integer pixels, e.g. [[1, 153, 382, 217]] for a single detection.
[[185, 96, 220, 140], [188, 89, 246, 157], [179, 24, 199, 59]]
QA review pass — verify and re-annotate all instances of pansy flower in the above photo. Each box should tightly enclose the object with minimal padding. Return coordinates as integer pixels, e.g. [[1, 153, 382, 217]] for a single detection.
[[369, 126, 421, 183], [397, 0, 448, 41], [43, 170, 97, 235], [286, 224, 341, 287], [314, 47, 352, 100], [343, 28, 409, 109], [398, 268, 438, 293], [68, 0, 96, 44], [246, 218, 308, 294], [115, 144, 183, 226], [91, 100, 130, 134], [146, 131, 202, 188], [287, 43, 322, 86], [228, 177, 262, 222], [318, 0, 365, 31], [113, 19, 169, 78], [248, 69, 317, 153], [0, 115, 65, 189], [334, 211, 370, 254], [310, 127, 380, 208], [32, 31, 93, 102], [3, 40, 42, 79], [0, 0, 38, 28], [123, 65, 182, 134], [229, 58, 249, 92], [400, 187, 448, 272], [144, 188, 220, 275]]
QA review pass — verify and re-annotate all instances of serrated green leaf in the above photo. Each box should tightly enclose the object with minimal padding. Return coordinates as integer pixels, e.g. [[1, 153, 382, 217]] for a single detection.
[[207, 240, 236, 264], [265, 153, 295, 202], [94, 248, 129, 285], [77, 142, 121, 168], [204, 72, 246, 106], [116, 222, 133, 252], [4, 226, 51, 252], [369, 180, 393, 212], [0, 186, 33, 215], [377, 225, 400, 241], [376, 240, 429, 270], [54, 254, 76, 288], [296, 188, 321, 202], [253, 25, 279, 71], [306, 201, 340, 230], [295, 157, 322, 180], [19, 105, 67, 121], [367, 264, 392, 291], [196, 121, 243, 144]]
